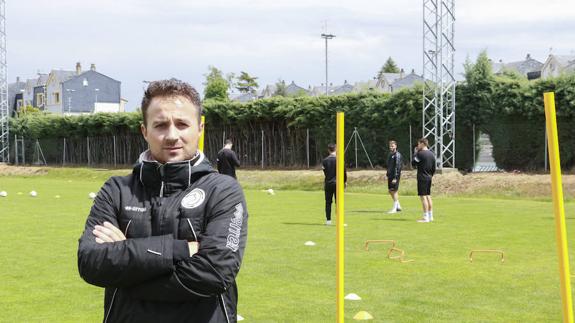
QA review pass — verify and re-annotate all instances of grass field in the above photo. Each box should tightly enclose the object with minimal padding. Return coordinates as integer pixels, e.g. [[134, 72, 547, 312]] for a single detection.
[[1, 168, 575, 322]]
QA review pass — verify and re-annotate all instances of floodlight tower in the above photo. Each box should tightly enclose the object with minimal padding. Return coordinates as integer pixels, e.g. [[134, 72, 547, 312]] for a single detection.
[[422, 0, 455, 169], [321, 33, 335, 95], [0, 0, 7, 163]]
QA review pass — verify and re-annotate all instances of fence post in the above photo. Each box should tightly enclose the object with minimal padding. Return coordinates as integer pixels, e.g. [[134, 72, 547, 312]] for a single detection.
[[113, 135, 117, 168], [545, 124, 548, 172], [14, 135, 18, 165], [306, 128, 310, 168], [63, 138, 66, 165], [261, 130, 264, 169], [409, 124, 412, 166], [87, 137, 91, 166], [473, 124, 476, 171]]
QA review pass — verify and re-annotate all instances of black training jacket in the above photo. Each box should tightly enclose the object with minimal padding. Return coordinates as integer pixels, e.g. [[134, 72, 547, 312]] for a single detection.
[[216, 149, 240, 179], [78, 152, 248, 323], [322, 155, 347, 185], [386, 151, 402, 180]]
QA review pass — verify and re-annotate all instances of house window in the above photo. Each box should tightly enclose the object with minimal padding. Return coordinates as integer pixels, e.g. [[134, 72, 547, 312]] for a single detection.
[[54, 92, 60, 104], [36, 93, 44, 106]]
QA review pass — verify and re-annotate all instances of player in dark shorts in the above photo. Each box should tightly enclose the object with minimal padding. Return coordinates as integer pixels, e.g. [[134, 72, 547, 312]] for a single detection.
[[386, 140, 402, 213], [412, 137, 436, 222], [322, 143, 347, 225]]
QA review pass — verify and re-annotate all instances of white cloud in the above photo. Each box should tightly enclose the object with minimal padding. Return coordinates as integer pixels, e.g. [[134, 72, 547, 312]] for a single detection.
[[6, 0, 575, 110]]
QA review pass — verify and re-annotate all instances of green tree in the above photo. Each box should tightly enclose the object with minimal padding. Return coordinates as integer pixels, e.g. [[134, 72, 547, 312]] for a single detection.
[[235, 71, 259, 94], [377, 57, 400, 79], [18, 105, 41, 117], [203, 66, 229, 101], [459, 50, 496, 125], [273, 80, 287, 97]]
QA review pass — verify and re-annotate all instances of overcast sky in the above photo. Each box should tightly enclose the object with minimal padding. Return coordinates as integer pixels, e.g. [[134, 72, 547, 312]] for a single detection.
[[7, 0, 575, 111]]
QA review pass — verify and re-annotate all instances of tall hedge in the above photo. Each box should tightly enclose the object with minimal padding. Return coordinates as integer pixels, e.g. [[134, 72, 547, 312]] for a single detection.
[[9, 73, 575, 170]]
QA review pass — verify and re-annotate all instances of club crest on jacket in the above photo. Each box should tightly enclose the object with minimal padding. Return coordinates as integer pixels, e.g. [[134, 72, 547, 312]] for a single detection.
[[181, 188, 206, 209]]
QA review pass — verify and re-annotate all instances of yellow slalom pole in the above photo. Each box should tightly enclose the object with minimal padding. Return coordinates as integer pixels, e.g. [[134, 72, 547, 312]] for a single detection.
[[199, 115, 206, 152], [336, 112, 345, 323], [544, 92, 574, 323]]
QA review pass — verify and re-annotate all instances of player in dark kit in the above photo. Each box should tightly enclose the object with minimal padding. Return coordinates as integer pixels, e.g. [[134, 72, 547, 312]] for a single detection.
[[217, 139, 241, 179], [322, 144, 347, 225], [412, 137, 436, 223], [386, 140, 402, 213]]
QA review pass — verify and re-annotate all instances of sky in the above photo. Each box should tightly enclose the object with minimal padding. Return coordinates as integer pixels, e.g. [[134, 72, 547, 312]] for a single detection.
[[7, 0, 575, 111]]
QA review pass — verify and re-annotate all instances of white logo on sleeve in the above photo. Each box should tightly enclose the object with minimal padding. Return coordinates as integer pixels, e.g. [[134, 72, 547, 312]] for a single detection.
[[181, 188, 206, 209], [226, 203, 244, 252]]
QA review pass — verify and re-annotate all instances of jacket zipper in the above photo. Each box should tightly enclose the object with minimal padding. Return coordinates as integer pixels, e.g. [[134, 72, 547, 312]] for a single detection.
[[186, 218, 198, 241], [220, 294, 231, 323], [103, 288, 118, 323]]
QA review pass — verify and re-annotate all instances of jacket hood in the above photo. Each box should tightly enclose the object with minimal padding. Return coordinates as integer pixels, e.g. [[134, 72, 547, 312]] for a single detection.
[[133, 150, 216, 197]]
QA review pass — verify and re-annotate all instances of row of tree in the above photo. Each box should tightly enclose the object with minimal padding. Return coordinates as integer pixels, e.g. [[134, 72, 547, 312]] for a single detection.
[[203, 57, 403, 100], [9, 52, 575, 170]]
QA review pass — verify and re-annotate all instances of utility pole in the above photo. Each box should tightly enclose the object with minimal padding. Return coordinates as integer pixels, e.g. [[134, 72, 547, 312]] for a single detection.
[[321, 33, 335, 95], [0, 0, 8, 163]]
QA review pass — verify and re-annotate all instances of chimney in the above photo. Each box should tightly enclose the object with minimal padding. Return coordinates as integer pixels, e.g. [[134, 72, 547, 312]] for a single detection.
[[90, 63, 96, 72], [344, 80, 348, 84], [76, 62, 82, 75], [400, 68, 405, 79], [16, 76, 20, 83], [526, 53, 531, 60], [411, 68, 415, 74], [329, 82, 333, 86]]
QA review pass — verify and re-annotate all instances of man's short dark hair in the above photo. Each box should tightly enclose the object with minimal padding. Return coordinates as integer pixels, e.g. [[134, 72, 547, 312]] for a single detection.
[[418, 138, 429, 147], [327, 143, 336, 153], [225, 139, 233, 145], [389, 140, 397, 146], [141, 78, 203, 127]]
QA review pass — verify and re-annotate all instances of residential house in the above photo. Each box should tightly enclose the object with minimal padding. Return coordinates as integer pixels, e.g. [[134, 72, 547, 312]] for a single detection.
[[491, 54, 544, 80], [23, 78, 38, 107], [44, 69, 76, 114], [33, 73, 48, 110], [390, 69, 424, 91], [259, 84, 277, 98], [8, 77, 26, 117], [541, 54, 575, 79], [311, 83, 339, 96], [376, 70, 405, 92], [330, 80, 354, 95], [45, 62, 122, 115], [352, 79, 384, 93], [231, 92, 258, 102], [285, 81, 310, 96]]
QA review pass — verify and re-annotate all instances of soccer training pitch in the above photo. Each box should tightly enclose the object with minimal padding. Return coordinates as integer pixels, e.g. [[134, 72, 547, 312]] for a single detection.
[[0, 168, 574, 322]]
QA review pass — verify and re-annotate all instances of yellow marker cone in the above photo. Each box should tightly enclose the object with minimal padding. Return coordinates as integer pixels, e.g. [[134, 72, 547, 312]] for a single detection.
[[353, 311, 374, 320]]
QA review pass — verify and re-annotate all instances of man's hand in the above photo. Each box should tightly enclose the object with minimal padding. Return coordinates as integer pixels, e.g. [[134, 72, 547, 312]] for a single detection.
[[188, 241, 199, 257], [93, 221, 126, 244]]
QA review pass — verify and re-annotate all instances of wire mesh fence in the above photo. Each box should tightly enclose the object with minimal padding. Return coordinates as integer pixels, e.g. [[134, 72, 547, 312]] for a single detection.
[[6, 121, 575, 172]]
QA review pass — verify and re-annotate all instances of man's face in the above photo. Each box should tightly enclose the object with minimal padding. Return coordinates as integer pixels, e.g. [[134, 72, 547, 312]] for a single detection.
[[141, 95, 203, 163], [417, 142, 424, 151], [389, 142, 397, 153]]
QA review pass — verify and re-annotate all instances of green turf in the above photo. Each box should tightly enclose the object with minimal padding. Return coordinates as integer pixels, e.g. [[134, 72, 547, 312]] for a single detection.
[[0, 173, 574, 322]]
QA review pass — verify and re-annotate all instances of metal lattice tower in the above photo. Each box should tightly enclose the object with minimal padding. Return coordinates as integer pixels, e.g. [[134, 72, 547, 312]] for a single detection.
[[423, 0, 455, 169], [0, 0, 7, 163]]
